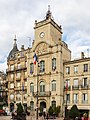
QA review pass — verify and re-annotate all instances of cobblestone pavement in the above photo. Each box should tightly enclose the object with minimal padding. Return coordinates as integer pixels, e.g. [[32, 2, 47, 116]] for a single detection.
[[0, 115, 64, 120]]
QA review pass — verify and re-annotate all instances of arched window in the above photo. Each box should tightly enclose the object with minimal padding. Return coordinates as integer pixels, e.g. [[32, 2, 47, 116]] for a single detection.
[[51, 80, 56, 91], [30, 101, 34, 111], [30, 83, 34, 92], [40, 81, 45, 92], [52, 100, 56, 108]]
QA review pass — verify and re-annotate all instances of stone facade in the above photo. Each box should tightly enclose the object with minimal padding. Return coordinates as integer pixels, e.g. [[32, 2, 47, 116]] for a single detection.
[[27, 9, 71, 115], [7, 39, 27, 112], [64, 55, 90, 118], [0, 71, 8, 107], [6, 8, 90, 118]]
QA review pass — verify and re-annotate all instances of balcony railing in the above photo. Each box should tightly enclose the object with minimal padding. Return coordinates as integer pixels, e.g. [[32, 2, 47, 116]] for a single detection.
[[6, 68, 15, 72], [81, 85, 88, 90], [64, 86, 71, 91], [72, 85, 79, 90], [73, 100, 78, 104], [33, 91, 51, 97], [82, 100, 88, 104], [15, 65, 26, 71], [15, 86, 27, 91]]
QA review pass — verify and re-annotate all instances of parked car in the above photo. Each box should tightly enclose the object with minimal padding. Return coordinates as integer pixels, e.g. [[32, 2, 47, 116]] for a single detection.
[[0, 109, 7, 116]]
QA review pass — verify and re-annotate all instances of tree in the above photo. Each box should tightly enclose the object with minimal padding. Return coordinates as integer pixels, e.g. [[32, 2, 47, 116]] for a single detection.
[[69, 104, 80, 119], [17, 103, 24, 115], [48, 106, 54, 116]]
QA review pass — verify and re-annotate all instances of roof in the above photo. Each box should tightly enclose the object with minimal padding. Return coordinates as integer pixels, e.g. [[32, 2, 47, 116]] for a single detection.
[[7, 37, 19, 61]]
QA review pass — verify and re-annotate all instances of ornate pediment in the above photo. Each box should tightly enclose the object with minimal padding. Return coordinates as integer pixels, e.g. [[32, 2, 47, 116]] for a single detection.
[[35, 42, 49, 54]]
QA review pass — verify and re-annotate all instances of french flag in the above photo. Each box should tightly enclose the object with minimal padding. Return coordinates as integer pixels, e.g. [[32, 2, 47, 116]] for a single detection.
[[34, 53, 38, 65], [66, 82, 68, 91]]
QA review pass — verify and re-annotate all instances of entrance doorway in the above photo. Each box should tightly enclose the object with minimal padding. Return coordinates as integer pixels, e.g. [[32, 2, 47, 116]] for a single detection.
[[40, 101, 46, 113], [10, 103, 14, 112]]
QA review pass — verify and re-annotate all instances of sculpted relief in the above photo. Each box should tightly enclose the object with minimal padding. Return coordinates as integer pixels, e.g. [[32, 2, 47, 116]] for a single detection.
[[35, 42, 48, 54]]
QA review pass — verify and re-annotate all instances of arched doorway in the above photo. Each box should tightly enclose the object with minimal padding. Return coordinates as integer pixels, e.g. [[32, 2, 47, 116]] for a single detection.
[[40, 101, 46, 113], [10, 103, 14, 112]]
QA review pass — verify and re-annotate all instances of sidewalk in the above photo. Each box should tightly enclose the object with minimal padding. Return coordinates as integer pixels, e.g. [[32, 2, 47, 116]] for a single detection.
[[26, 116, 64, 120]]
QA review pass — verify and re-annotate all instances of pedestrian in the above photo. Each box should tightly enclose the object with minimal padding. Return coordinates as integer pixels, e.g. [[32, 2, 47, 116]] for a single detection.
[[43, 111, 46, 119], [46, 113, 49, 120]]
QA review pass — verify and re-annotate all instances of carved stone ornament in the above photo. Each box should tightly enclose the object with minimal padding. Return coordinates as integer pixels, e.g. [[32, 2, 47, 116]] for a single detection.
[[35, 43, 48, 53]]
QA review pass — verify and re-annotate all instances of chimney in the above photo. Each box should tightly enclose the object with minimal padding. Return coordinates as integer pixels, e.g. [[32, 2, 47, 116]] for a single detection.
[[21, 45, 24, 51], [81, 52, 84, 59]]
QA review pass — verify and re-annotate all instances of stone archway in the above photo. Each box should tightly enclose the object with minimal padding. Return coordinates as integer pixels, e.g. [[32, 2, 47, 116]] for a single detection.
[[40, 101, 46, 113]]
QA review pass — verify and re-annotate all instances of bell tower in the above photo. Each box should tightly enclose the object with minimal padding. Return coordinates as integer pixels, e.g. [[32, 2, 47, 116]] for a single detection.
[[34, 5, 63, 46]]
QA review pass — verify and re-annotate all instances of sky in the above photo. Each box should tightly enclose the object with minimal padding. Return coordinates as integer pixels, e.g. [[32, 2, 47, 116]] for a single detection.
[[0, 0, 90, 72]]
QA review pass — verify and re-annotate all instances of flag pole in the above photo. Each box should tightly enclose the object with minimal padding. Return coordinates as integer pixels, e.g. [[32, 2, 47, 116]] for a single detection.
[[34, 53, 39, 120], [36, 58, 39, 120]]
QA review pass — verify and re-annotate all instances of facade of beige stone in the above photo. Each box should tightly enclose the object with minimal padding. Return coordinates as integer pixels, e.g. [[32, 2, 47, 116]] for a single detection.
[[7, 38, 27, 112], [27, 9, 71, 115], [64, 53, 90, 117], [6, 8, 90, 118], [0, 71, 8, 107]]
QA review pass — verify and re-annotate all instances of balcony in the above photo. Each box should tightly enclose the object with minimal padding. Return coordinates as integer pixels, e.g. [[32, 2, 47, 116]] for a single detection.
[[33, 91, 51, 97], [15, 65, 26, 71], [81, 85, 89, 90], [63, 86, 71, 91], [16, 76, 21, 81], [15, 87, 21, 91], [15, 86, 27, 91], [72, 85, 79, 90], [6, 68, 15, 73], [73, 100, 78, 104], [82, 100, 88, 104]]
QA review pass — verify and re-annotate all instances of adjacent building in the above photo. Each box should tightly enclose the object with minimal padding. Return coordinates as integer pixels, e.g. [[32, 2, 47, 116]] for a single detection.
[[0, 71, 8, 108], [64, 52, 90, 117], [6, 37, 27, 112]]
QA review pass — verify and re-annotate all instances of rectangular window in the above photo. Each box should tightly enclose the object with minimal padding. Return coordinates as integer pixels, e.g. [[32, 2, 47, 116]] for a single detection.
[[30, 84, 34, 92], [66, 67, 70, 74], [74, 65, 78, 73], [52, 81, 56, 91], [84, 64, 88, 72], [40, 85, 45, 92], [40, 61, 45, 72], [65, 79, 70, 90], [17, 81, 20, 87], [30, 63, 34, 74], [52, 58, 56, 70], [11, 65, 14, 71], [73, 94, 78, 104], [10, 83, 14, 88], [83, 78, 87, 87], [11, 74, 14, 79], [82, 93, 87, 103], [16, 72, 21, 79], [74, 79, 78, 86], [17, 64, 20, 69], [66, 94, 70, 103]]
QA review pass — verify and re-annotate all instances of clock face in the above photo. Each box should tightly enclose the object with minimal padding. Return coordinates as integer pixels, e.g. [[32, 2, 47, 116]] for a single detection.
[[40, 32, 45, 38]]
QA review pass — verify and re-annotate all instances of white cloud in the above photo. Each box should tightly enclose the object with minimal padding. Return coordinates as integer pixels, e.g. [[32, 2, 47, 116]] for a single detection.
[[0, 0, 90, 71]]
